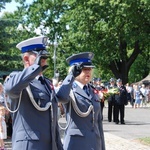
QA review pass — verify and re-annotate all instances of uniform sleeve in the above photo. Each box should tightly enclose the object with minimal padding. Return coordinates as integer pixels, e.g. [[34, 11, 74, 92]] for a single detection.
[[4, 64, 42, 99], [56, 74, 74, 104]]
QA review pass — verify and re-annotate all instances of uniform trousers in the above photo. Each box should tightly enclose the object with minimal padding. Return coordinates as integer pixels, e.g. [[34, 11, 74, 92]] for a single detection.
[[114, 104, 125, 124], [108, 102, 115, 122]]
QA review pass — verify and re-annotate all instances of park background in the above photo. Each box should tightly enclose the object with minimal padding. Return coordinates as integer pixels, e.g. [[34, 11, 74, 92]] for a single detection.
[[0, 0, 149, 84]]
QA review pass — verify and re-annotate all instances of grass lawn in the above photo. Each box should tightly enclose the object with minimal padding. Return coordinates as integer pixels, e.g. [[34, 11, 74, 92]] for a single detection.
[[138, 137, 150, 146]]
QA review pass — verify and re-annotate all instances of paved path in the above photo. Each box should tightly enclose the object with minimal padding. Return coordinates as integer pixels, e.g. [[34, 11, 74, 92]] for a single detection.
[[4, 104, 150, 150], [104, 132, 150, 150], [103, 104, 150, 150]]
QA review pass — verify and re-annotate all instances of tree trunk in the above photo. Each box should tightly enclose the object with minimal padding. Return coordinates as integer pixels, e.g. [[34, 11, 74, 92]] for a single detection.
[[109, 41, 141, 85]]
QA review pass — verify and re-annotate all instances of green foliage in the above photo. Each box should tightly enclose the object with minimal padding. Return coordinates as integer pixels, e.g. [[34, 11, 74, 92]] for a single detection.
[[56, 0, 150, 82], [0, 0, 11, 11], [0, 11, 37, 76], [129, 54, 150, 82], [138, 137, 150, 146], [0, 0, 149, 83]]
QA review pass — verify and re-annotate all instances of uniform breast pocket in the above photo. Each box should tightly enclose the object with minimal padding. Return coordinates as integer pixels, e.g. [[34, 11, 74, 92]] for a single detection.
[[32, 89, 49, 107], [76, 96, 91, 111]]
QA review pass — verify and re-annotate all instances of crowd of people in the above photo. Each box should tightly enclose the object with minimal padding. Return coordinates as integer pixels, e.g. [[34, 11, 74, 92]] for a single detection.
[[55, 75, 150, 127], [56, 77, 150, 124], [0, 35, 149, 150]]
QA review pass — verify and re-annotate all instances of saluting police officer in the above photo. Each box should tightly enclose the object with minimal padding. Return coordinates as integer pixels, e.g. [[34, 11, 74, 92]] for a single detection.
[[4, 36, 63, 150], [57, 52, 105, 150]]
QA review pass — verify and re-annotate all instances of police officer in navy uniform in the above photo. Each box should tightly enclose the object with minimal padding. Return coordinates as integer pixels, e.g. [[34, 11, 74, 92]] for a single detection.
[[57, 52, 105, 150], [4, 36, 63, 150], [107, 78, 117, 122], [92, 77, 97, 88], [114, 79, 128, 124]]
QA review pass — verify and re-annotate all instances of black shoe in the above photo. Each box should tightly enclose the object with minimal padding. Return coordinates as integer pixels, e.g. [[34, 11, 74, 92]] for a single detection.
[[115, 121, 119, 124], [121, 122, 125, 124]]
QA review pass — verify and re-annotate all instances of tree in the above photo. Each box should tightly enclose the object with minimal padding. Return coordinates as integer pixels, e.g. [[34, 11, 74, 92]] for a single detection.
[[3, 0, 150, 83], [58, 0, 150, 84], [0, 0, 11, 11], [0, 10, 36, 77]]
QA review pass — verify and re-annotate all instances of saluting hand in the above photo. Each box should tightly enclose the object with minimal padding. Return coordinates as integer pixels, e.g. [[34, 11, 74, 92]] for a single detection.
[[70, 64, 83, 77], [34, 51, 48, 71]]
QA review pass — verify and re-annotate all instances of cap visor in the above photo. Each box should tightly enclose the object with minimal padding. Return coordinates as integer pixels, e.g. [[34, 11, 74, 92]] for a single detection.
[[83, 65, 95, 68]]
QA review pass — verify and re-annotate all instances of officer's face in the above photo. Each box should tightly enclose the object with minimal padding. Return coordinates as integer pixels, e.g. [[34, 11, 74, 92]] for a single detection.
[[28, 53, 37, 65], [23, 52, 48, 67], [117, 81, 122, 86], [76, 67, 93, 85]]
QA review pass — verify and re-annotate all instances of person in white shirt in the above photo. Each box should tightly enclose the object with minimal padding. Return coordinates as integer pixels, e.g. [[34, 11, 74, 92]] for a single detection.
[[140, 84, 147, 107]]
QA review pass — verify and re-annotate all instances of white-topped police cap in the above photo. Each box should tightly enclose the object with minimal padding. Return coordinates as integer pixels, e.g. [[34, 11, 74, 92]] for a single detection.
[[110, 78, 115, 82], [96, 78, 101, 81], [66, 52, 95, 68], [16, 36, 48, 53], [116, 78, 122, 82]]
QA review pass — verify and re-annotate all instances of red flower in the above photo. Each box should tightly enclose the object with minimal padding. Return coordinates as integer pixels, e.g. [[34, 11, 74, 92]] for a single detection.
[[94, 89, 99, 94], [50, 84, 54, 90]]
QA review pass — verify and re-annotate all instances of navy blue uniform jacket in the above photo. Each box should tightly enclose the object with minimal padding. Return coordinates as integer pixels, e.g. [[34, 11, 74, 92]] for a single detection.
[[4, 64, 63, 150], [57, 74, 105, 150]]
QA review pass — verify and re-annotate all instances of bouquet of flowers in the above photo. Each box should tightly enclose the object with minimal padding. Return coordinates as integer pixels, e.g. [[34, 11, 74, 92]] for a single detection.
[[102, 88, 119, 99], [108, 88, 120, 95]]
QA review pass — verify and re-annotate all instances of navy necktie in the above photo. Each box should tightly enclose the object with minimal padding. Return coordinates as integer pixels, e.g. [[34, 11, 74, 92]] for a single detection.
[[83, 85, 90, 96], [39, 76, 51, 95], [38, 76, 45, 84]]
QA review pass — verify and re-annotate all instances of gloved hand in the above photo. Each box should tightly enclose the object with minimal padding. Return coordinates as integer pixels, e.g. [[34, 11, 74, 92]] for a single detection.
[[71, 64, 83, 77], [34, 51, 48, 71]]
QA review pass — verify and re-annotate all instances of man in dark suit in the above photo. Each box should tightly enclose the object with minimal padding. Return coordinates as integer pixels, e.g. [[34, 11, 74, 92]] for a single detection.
[[57, 52, 105, 150], [4, 36, 63, 150], [114, 79, 128, 124]]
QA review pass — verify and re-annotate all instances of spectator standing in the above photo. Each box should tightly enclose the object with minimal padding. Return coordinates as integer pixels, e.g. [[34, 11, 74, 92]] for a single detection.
[[130, 84, 136, 107], [4, 36, 63, 150], [114, 79, 128, 124], [134, 85, 142, 108], [145, 86, 150, 103], [57, 52, 105, 150], [140, 84, 147, 107], [126, 83, 133, 105]]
